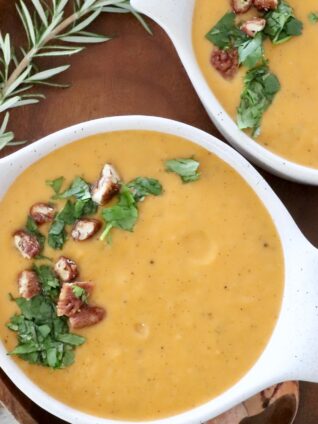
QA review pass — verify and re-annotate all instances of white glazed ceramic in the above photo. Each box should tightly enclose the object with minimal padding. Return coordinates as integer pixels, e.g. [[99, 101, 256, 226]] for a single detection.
[[0, 115, 318, 424], [131, 0, 318, 185]]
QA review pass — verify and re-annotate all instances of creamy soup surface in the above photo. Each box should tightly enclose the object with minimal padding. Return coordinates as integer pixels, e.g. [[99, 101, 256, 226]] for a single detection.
[[193, 0, 318, 169], [0, 131, 284, 420]]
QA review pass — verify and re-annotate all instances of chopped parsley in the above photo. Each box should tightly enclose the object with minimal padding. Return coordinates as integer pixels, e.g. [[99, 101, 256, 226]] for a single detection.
[[127, 177, 163, 202], [238, 33, 264, 68], [206, 12, 247, 50], [55, 176, 91, 201], [264, 1, 303, 44], [309, 12, 318, 24], [100, 178, 163, 241], [165, 158, 200, 183], [33, 264, 60, 301], [47, 203, 69, 250], [237, 64, 281, 136], [47, 177, 97, 250], [7, 265, 85, 369], [25, 216, 45, 252], [206, 12, 264, 68], [72, 286, 88, 304], [46, 176, 65, 195], [100, 185, 138, 241]]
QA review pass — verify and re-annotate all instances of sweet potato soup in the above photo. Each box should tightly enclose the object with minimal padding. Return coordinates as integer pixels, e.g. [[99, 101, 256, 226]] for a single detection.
[[193, 0, 318, 168], [0, 131, 284, 420]]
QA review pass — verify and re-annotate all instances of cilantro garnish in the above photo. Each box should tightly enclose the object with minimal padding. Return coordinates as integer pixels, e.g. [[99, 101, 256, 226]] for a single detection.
[[72, 286, 88, 304], [309, 12, 318, 24], [165, 158, 200, 183], [206, 12, 264, 68], [206, 12, 247, 50], [238, 33, 264, 68], [25, 216, 45, 252], [33, 264, 60, 301], [54, 176, 91, 201], [264, 1, 303, 44], [100, 178, 163, 241], [237, 64, 281, 136], [46, 176, 65, 195], [100, 185, 138, 241], [127, 177, 163, 202], [47, 207, 68, 250], [47, 177, 97, 250], [7, 265, 85, 369]]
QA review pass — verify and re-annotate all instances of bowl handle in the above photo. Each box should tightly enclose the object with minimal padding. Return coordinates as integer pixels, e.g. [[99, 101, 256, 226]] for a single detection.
[[273, 238, 318, 384], [131, 0, 194, 40]]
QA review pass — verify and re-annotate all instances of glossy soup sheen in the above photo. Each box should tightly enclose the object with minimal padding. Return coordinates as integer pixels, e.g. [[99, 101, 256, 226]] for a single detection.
[[193, 0, 318, 169], [0, 131, 284, 420]]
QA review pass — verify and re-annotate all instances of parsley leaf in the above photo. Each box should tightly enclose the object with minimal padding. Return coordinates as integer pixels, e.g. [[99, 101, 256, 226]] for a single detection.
[[33, 265, 60, 301], [48, 177, 98, 249], [237, 64, 281, 136], [165, 158, 201, 183], [46, 177, 65, 195], [73, 199, 97, 218], [238, 33, 264, 68], [127, 177, 163, 202], [100, 185, 138, 241], [48, 194, 97, 250], [206, 12, 265, 69], [55, 176, 91, 201], [25, 216, 45, 252], [57, 200, 77, 225], [309, 12, 318, 24], [48, 216, 67, 250], [206, 12, 247, 49], [56, 333, 86, 346], [7, 290, 85, 369], [72, 286, 88, 304], [264, 0, 303, 44]]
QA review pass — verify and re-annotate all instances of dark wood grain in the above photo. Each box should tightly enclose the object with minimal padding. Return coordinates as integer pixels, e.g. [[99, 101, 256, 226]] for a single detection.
[[0, 3, 317, 424]]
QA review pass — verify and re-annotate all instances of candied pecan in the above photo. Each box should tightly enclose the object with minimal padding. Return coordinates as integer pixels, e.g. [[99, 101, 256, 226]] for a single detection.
[[241, 18, 266, 37], [18, 270, 41, 299], [211, 48, 239, 79], [69, 305, 106, 329], [71, 219, 102, 241], [54, 256, 78, 282], [13, 230, 41, 259], [57, 281, 94, 317], [91, 164, 120, 206], [30, 203, 56, 225], [231, 0, 253, 14], [253, 0, 278, 11]]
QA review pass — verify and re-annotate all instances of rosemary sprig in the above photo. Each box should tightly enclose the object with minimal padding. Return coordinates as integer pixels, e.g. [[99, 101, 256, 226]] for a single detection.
[[0, 0, 151, 150]]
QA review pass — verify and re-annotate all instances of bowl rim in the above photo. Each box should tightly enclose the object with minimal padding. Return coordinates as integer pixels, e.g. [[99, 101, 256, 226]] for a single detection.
[[130, 0, 318, 185], [0, 115, 313, 424]]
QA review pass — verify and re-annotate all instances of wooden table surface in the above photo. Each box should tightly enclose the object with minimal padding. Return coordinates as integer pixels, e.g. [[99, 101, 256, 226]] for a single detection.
[[1, 2, 318, 423]]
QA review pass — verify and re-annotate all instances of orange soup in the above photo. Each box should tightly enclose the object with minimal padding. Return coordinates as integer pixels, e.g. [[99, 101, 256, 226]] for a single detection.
[[0, 131, 284, 420], [193, 0, 318, 168]]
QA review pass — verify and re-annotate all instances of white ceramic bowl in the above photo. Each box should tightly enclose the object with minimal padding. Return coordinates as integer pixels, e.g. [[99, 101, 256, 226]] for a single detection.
[[131, 0, 318, 185], [0, 115, 318, 424]]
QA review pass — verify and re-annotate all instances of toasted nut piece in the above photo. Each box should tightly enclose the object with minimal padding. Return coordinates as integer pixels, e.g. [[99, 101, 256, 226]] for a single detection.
[[211, 48, 239, 79], [13, 230, 41, 259], [69, 305, 106, 329], [91, 164, 120, 206], [57, 281, 94, 317], [54, 256, 78, 282], [241, 17, 266, 37], [231, 0, 253, 14], [30, 203, 56, 225], [18, 270, 41, 299], [253, 0, 278, 11], [71, 219, 101, 241]]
